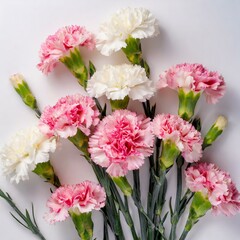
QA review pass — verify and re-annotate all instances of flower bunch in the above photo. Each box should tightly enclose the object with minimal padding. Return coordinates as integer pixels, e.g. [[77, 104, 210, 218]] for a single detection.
[[0, 6, 238, 240]]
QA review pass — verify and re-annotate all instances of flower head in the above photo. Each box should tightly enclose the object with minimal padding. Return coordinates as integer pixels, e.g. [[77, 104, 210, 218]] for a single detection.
[[89, 110, 154, 177], [46, 181, 106, 223], [87, 64, 155, 102], [39, 94, 99, 138], [0, 127, 56, 183], [153, 114, 203, 163], [96, 7, 159, 56], [37, 25, 95, 74], [185, 162, 240, 216], [158, 63, 226, 104]]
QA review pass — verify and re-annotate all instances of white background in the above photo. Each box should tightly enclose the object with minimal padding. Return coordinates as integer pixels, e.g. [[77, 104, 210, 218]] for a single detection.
[[0, 0, 240, 239]]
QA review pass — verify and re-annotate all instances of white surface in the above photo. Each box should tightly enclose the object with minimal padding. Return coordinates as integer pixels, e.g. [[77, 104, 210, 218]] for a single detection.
[[0, 0, 240, 239]]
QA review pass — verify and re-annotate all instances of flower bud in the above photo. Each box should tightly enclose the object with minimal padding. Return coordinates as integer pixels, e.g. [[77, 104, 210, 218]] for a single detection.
[[203, 115, 227, 149], [178, 89, 201, 121], [10, 74, 40, 116]]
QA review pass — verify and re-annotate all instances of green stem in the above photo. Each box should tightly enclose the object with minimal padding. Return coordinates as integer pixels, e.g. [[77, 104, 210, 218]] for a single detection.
[[179, 229, 189, 240], [180, 192, 211, 240], [131, 192, 165, 239], [103, 211, 109, 240], [34, 108, 42, 118], [133, 170, 147, 240], [169, 156, 184, 240], [153, 172, 167, 240], [90, 162, 125, 239], [110, 181, 139, 240], [147, 157, 155, 239]]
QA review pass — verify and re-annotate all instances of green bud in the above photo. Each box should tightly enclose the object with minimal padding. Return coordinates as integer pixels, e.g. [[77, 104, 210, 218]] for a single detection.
[[184, 192, 211, 232], [69, 211, 93, 240], [159, 140, 180, 170], [203, 115, 227, 149], [10, 74, 39, 112], [68, 129, 89, 156], [60, 47, 88, 89], [112, 176, 133, 196], [110, 96, 129, 111], [178, 89, 201, 121]]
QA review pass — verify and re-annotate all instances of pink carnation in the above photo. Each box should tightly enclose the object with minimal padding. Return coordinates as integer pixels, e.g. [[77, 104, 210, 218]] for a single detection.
[[185, 162, 240, 216], [45, 181, 106, 224], [152, 114, 203, 162], [88, 110, 154, 177], [39, 94, 99, 138], [37, 25, 95, 74], [158, 63, 226, 104]]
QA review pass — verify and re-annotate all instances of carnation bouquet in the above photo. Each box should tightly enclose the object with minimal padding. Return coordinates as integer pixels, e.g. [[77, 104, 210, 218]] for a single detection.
[[0, 4, 239, 240]]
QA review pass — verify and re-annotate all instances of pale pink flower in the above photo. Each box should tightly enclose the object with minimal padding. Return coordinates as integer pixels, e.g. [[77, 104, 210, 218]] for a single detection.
[[88, 110, 154, 177], [185, 162, 240, 216], [37, 25, 95, 74], [158, 63, 226, 104], [152, 114, 203, 162], [39, 94, 99, 138], [45, 181, 106, 224]]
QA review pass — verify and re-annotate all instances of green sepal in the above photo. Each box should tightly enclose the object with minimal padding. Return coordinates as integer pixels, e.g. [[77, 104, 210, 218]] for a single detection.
[[33, 161, 61, 188], [110, 96, 129, 111], [68, 129, 89, 156], [122, 37, 150, 77], [60, 47, 88, 89], [112, 176, 133, 196], [14, 81, 38, 110], [178, 89, 201, 121], [159, 140, 180, 170], [69, 211, 93, 240], [191, 118, 201, 132], [185, 192, 211, 232], [89, 61, 96, 78]]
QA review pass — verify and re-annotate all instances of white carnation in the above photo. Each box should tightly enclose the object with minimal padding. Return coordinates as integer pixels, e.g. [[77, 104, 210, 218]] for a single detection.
[[0, 126, 56, 183], [96, 7, 159, 56], [87, 64, 155, 101]]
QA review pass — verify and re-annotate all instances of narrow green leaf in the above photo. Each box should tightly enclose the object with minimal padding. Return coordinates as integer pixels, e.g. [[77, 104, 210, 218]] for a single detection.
[[10, 213, 29, 229]]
